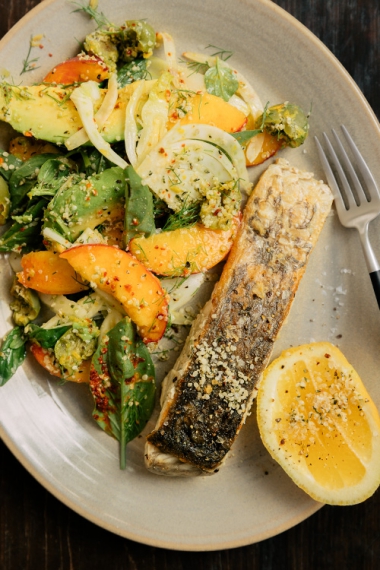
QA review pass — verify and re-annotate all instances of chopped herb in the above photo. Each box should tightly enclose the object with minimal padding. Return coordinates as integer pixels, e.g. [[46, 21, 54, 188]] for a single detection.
[[71, 0, 110, 29], [21, 36, 41, 75], [163, 200, 201, 232]]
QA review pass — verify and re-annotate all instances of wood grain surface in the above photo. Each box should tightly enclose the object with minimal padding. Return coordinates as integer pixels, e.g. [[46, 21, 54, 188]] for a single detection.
[[1, 1, 380, 568]]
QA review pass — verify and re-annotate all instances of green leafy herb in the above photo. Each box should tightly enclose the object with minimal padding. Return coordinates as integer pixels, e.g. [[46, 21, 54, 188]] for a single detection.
[[21, 36, 41, 75], [153, 195, 169, 220], [117, 58, 149, 87], [231, 129, 263, 146], [8, 153, 57, 213], [0, 327, 27, 387], [69, 147, 112, 176], [25, 323, 71, 349], [0, 151, 23, 182], [0, 199, 46, 253], [180, 58, 210, 76], [205, 44, 233, 61], [163, 200, 201, 232], [90, 317, 156, 469], [71, 0, 110, 29], [28, 157, 75, 199], [204, 57, 238, 102], [124, 166, 155, 246]]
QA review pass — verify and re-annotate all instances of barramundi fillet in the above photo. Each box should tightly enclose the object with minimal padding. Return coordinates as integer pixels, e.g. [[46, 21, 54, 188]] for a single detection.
[[145, 158, 333, 476]]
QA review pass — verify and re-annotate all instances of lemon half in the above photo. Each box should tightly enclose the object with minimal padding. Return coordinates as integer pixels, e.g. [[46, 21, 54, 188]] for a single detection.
[[257, 342, 380, 505]]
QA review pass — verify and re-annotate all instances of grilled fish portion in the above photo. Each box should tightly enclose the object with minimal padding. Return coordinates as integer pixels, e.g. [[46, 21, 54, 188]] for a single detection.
[[145, 158, 333, 476]]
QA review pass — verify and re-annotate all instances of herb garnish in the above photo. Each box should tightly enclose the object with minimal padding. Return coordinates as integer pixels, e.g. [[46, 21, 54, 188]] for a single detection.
[[90, 318, 156, 469], [71, 0, 110, 29], [21, 36, 41, 75], [163, 200, 201, 231]]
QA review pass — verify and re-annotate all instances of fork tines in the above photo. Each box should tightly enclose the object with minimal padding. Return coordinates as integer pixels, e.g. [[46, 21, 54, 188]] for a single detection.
[[315, 126, 380, 211]]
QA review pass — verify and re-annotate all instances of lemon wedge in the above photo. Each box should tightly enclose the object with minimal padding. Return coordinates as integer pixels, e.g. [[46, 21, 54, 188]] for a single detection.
[[257, 342, 380, 505]]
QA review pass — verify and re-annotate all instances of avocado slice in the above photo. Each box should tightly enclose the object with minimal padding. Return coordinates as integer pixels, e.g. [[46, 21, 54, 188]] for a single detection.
[[0, 81, 153, 145], [43, 166, 126, 242]]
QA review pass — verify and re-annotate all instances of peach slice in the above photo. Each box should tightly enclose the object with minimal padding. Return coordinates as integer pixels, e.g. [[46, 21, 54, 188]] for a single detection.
[[129, 221, 239, 277], [43, 56, 109, 84], [60, 244, 168, 343], [171, 93, 247, 133], [30, 343, 91, 383], [245, 130, 283, 166], [17, 250, 89, 295]]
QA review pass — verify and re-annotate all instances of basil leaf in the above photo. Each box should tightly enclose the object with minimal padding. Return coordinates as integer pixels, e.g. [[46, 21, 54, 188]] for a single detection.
[[231, 129, 263, 146], [9, 154, 58, 212], [124, 165, 155, 245], [74, 147, 113, 176], [0, 327, 27, 387], [90, 317, 156, 468], [204, 58, 238, 102], [28, 157, 74, 199], [25, 323, 71, 349], [43, 167, 126, 242], [0, 151, 23, 182], [117, 58, 147, 87], [0, 199, 46, 253]]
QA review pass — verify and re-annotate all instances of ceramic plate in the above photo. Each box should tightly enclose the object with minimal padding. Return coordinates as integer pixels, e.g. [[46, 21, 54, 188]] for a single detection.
[[1, 0, 380, 551]]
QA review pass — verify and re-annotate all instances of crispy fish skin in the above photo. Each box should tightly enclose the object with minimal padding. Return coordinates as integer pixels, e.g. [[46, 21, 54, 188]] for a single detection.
[[145, 158, 333, 476]]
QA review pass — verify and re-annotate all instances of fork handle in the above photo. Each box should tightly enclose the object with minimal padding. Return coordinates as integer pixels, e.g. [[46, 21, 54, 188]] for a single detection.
[[369, 271, 380, 309], [359, 227, 380, 308]]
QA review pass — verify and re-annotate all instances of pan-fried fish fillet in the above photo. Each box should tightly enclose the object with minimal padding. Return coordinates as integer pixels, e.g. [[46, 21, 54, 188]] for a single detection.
[[145, 158, 333, 476]]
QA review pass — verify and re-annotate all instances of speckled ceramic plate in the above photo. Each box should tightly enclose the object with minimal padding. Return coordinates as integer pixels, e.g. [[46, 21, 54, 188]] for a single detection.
[[1, 0, 380, 551]]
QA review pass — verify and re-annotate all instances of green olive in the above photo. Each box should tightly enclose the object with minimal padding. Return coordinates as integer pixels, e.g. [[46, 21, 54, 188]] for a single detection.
[[261, 103, 309, 148], [0, 177, 10, 225], [54, 320, 99, 377], [10, 277, 41, 326]]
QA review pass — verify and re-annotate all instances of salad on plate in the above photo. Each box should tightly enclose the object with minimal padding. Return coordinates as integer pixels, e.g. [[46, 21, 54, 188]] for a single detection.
[[0, 1, 309, 468]]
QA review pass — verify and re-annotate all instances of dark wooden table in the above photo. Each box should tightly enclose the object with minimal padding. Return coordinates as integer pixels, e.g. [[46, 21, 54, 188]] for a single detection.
[[1, 1, 379, 568]]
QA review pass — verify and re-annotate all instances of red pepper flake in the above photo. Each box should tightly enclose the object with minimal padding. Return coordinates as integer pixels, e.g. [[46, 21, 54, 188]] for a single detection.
[[324, 353, 331, 358]]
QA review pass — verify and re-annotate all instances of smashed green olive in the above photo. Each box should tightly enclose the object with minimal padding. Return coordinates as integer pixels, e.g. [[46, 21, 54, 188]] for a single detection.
[[54, 320, 100, 377], [0, 177, 10, 225], [10, 277, 41, 327], [261, 103, 309, 148], [120, 20, 156, 62], [84, 20, 156, 71], [84, 32, 119, 72]]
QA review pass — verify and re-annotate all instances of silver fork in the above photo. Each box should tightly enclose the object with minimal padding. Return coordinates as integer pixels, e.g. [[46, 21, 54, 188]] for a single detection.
[[315, 126, 380, 308]]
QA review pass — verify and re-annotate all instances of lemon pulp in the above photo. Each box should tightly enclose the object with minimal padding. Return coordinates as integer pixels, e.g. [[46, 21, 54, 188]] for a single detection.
[[257, 342, 380, 505]]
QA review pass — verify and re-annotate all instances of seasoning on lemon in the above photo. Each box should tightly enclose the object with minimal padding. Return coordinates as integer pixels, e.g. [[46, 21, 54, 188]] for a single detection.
[[257, 342, 380, 505]]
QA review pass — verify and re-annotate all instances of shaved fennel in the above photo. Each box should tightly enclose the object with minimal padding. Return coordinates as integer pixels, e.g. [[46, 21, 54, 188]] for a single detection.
[[69, 81, 128, 169], [65, 73, 119, 150]]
